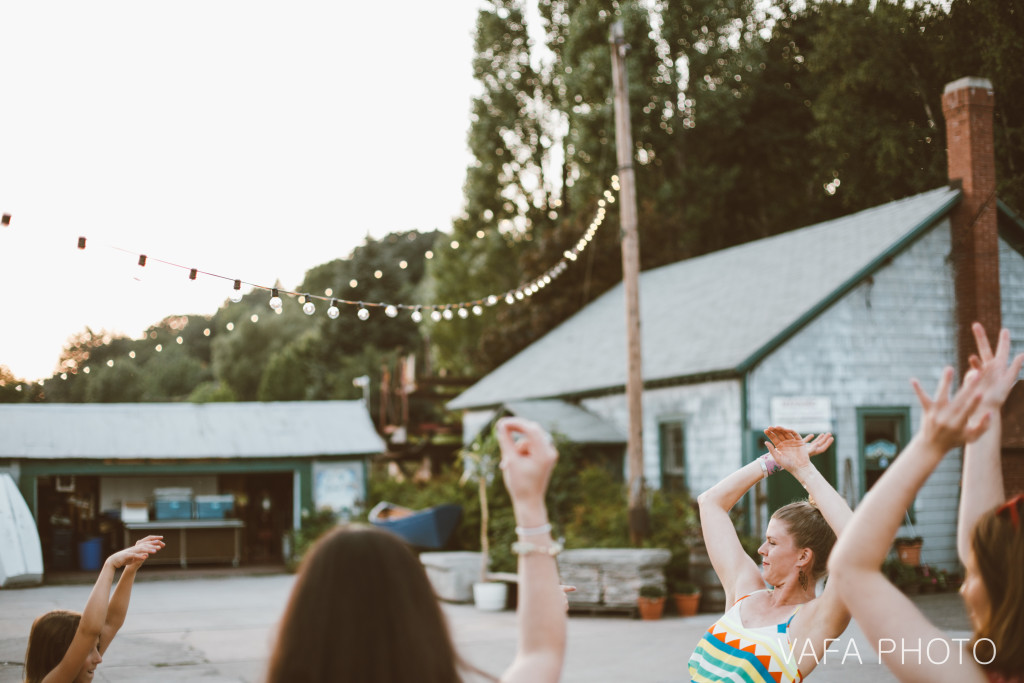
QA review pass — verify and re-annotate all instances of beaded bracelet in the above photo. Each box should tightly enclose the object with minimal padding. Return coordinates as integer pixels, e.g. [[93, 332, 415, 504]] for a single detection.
[[511, 541, 563, 557], [515, 522, 552, 536]]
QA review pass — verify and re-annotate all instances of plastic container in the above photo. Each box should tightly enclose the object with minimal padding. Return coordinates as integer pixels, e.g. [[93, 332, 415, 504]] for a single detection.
[[154, 498, 193, 520], [77, 537, 103, 571], [195, 495, 234, 520]]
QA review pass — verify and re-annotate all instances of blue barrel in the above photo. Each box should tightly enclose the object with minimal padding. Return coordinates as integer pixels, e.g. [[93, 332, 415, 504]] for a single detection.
[[77, 537, 103, 571]]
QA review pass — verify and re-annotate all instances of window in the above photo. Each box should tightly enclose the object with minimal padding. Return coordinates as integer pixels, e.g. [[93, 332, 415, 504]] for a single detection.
[[857, 408, 911, 511], [659, 419, 686, 493]]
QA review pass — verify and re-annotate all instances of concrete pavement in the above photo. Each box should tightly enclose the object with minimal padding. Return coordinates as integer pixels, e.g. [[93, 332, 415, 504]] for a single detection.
[[0, 571, 971, 682]]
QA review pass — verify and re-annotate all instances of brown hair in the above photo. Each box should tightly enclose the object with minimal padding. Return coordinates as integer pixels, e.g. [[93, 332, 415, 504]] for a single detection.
[[970, 496, 1024, 676], [771, 500, 837, 579], [265, 524, 478, 683], [23, 610, 80, 683]]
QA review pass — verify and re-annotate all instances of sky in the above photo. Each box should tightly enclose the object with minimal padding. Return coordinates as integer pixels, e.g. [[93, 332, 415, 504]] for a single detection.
[[0, 1, 485, 382]]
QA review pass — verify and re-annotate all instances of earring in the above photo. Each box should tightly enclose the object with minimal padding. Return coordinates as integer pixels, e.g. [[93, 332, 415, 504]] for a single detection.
[[798, 569, 809, 590]]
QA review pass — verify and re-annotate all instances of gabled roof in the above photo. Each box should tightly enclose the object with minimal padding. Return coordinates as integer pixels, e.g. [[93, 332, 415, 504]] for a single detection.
[[450, 187, 961, 411], [0, 401, 385, 459]]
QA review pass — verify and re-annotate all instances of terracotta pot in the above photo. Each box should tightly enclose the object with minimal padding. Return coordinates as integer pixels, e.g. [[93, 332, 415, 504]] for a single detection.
[[637, 596, 666, 620], [895, 541, 923, 566], [674, 592, 701, 617]]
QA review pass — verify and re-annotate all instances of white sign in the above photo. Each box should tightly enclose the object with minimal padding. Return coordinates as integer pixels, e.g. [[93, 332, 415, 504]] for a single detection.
[[769, 397, 833, 433]]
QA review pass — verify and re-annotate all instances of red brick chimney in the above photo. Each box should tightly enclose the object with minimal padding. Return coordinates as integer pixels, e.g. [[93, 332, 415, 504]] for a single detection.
[[942, 76, 1000, 374]]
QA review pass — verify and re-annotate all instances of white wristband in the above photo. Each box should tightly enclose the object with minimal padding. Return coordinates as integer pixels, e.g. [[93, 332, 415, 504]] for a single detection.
[[515, 522, 552, 536]]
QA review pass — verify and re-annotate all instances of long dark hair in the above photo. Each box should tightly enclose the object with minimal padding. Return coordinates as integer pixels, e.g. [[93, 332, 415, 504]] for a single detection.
[[24, 610, 80, 683], [265, 524, 472, 683], [971, 495, 1024, 676]]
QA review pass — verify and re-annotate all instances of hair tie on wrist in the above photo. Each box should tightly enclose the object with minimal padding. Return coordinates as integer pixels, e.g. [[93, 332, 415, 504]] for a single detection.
[[758, 453, 782, 477], [515, 522, 552, 536]]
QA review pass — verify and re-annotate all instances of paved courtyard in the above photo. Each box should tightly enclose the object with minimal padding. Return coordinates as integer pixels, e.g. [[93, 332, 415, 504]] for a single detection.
[[0, 571, 971, 682]]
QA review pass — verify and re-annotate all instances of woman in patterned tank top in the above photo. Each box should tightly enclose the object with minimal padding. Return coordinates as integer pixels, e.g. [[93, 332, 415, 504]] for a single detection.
[[830, 324, 1024, 682], [690, 423, 855, 681]]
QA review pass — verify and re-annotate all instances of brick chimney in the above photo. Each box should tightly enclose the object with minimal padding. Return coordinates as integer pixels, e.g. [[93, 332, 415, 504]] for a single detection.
[[942, 76, 1000, 374]]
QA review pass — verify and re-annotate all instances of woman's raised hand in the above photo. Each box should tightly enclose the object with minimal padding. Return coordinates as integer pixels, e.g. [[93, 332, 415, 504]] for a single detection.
[[495, 417, 559, 509], [967, 323, 1024, 412], [107, 535, 165, 570], [764, 426, 832, 471], [911, 366, 988, 452]]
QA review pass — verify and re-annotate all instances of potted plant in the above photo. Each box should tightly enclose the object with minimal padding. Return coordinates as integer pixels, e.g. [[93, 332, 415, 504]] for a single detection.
[[671, 579, 702, 617], [461, 432, 507, 611], [894, 536, 923, 566], [637, 584, 667, 620]]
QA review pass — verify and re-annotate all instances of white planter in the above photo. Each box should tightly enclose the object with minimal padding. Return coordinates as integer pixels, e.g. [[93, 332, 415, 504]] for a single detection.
[[473, 581, 508, 611]]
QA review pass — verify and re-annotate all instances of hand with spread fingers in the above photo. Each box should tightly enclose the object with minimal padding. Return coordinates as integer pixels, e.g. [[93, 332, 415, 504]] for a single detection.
[[763, 426, 833, 472], [109, 535, 165, 570], [911, 366, 989, 452], [966, 322, 1024, 412]]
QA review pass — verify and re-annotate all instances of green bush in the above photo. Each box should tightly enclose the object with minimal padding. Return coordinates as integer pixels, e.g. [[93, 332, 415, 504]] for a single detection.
[[363, 433, 703, 579], [287, 506, 340, 571]]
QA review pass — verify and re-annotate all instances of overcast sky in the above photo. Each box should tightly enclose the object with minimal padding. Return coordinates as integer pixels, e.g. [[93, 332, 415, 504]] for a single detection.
[[0, 1, 484, 382]]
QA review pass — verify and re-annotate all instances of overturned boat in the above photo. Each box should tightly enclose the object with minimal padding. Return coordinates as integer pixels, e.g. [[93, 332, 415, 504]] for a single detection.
[[368, 502, 462, 550]]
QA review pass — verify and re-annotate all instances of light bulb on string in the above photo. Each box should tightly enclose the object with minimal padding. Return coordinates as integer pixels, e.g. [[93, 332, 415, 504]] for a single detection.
[[472, 305, 483, 316], [302, 294, 316, 316], [385, 305, 398, 318], [357, 306, 370, 321], [327, 299, 340, 319], [431, 309, 442, 322], [457, 307, 469, 319], [133, 254, 147, 282], [505, 293, 515, 304], [442, 307, 454, 321], [269, 288, 283, 311], [230, 280, 244, 303], [487, 295, 498, 306], [411, 307, 423, 323]]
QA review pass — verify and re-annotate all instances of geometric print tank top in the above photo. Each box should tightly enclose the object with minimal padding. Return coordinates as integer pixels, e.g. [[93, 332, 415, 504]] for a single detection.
[[688, 591, 804, 683]]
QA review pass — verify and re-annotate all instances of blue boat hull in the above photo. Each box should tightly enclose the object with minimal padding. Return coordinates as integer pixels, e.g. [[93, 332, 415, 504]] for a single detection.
[[370, 503, 462, 550]]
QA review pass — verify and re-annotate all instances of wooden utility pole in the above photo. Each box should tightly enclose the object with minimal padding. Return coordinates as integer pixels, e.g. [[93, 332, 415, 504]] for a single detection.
[[610, 21, 648, 544]]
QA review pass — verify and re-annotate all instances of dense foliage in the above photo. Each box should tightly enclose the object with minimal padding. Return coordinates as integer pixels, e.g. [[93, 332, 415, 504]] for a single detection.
[[3, 0, 1020, 399]]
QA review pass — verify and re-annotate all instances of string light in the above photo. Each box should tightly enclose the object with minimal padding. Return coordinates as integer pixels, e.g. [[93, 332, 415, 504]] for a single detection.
[[69, 176, 618, 323]]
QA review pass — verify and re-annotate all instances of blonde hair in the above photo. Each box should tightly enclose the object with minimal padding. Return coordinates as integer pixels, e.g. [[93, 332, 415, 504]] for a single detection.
[[772, 500, 836, 579]]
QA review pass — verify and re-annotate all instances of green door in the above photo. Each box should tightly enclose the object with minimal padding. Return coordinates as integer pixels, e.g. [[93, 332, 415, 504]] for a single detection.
[[750, 429, 837, 514]]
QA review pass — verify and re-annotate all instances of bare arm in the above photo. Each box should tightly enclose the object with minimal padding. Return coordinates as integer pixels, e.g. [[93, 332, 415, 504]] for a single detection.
[[696, 461, 768, 607], [764, 429, 852, 640], [42, 537, 163, 683], [957, 325, 1023, 564], [828, 367, 989, 682], [496, 418, 565, 683]]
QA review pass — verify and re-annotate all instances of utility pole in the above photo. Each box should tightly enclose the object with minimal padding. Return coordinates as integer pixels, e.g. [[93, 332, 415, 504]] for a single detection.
[[610, 21, 648, 544]]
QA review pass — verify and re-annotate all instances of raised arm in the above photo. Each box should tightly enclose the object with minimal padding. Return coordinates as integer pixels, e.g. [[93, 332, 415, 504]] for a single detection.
[[42, 536, 163, 683], [696, 459, 770, 607], [957, 324, 1023, 565], [764, 428, 852, 644], [99, 535, 164, 654], [828, 367, 990, 683], [495, 418, 565, 683]]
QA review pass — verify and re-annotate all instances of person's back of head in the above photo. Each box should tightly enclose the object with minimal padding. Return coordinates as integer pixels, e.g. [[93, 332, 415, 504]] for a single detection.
[[24, 610, 80, 683], [265, 524, 463, 683], [772, 500, 837, 579], [971, 494, 1024, 677]]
